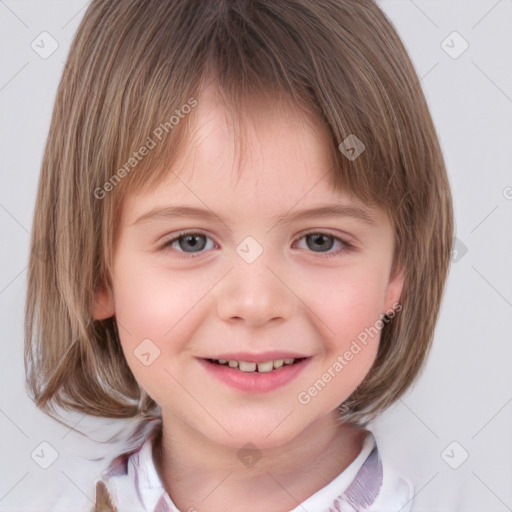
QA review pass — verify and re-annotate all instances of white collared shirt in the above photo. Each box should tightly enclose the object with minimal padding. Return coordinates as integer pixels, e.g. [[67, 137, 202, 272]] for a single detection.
[[91, 419, 414, 512]]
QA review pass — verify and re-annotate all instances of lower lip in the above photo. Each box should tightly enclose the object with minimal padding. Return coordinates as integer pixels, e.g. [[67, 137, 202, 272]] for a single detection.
[[198, 358, 311, 393]]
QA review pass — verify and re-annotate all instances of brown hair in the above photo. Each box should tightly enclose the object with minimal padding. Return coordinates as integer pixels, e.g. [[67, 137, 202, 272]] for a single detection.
[[25, 0, 454, 429]]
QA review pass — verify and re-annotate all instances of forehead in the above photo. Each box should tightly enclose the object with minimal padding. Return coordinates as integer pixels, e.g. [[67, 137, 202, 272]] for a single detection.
[[119, 87, 355, 224]]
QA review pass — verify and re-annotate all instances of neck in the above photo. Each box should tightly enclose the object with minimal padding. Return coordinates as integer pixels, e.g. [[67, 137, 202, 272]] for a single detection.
[[153, 412, 367, 512]]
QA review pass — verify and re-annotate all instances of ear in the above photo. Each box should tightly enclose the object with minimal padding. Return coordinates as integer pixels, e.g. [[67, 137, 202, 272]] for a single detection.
[[383, 265, 405, 313], [92, 282, 115, 320]]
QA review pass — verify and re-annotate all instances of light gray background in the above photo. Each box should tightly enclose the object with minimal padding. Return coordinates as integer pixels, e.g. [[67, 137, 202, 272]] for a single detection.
[[1, 1, 511, 511]]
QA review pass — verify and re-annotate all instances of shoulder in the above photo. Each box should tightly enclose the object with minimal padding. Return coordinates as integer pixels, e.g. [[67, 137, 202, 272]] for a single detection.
[[367, 433, 415, 512], [326, 429, 415, 512], [89, 417, 171, 512]]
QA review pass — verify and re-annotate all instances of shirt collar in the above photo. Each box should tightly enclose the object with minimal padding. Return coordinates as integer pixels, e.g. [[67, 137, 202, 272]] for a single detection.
[[96, 418, 412, 512]]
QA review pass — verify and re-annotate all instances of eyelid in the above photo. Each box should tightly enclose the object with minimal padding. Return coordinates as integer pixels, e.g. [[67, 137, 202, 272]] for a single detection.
[[294, 227, 354, 243]]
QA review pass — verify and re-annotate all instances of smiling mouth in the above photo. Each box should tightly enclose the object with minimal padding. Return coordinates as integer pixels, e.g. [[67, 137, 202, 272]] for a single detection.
[[205, 357, 308, 373]]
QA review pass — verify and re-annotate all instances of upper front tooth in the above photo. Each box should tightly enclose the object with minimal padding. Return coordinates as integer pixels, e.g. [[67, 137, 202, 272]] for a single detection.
[[257, 361, 274, 373], [221, 359, 296, 371], [239, 361, 257, 372]]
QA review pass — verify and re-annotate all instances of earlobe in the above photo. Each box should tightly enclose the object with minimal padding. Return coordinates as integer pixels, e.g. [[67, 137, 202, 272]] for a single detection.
[[384, 266, 405, 312], [92, 283, 115, 320]]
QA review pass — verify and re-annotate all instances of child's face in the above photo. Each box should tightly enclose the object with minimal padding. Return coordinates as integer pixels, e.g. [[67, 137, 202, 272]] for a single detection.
[[95, 88, 403, 448]]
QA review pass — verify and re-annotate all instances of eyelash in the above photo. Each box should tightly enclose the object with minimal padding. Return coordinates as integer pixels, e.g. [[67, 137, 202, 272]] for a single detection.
[[159, 230, 354, 259]]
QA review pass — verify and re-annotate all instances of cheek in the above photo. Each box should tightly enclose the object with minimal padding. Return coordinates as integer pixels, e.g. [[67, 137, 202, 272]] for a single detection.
[[111, 262, 214, 383], [303, 265, 389, 339], [111, 266, 190, 403], [294, 266, 388, 394], [113, 261, 207, 337]]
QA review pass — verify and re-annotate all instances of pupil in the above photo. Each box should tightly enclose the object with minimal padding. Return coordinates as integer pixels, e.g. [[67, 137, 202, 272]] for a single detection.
[[180, 234, 206, 252], [309, 234, 333, 251]]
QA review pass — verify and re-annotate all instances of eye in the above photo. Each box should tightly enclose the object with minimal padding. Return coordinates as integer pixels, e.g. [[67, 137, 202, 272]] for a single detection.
[[159, 230, 353, 259], [293, 231, 353, 258], [160, 231, 216, 256]]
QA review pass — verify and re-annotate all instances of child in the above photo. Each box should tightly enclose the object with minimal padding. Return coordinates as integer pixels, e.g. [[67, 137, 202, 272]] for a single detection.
[[25, 0, 454, 511]]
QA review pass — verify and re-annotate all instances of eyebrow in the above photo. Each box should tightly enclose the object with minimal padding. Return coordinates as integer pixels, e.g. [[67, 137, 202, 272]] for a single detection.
[[130, 203, 376, 229]]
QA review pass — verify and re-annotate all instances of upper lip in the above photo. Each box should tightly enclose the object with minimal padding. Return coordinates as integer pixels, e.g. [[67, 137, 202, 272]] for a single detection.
[[202, 351, 311, 363]]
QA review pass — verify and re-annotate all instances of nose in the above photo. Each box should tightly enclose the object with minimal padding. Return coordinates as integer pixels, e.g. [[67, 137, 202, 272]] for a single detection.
[[215, 250, 295, 327]]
